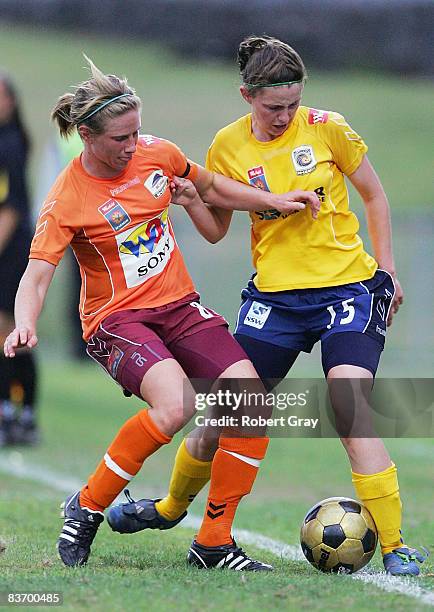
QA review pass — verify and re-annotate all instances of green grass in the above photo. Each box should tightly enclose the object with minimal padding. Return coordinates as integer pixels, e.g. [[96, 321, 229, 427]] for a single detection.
[[0, 362, 433, 610]]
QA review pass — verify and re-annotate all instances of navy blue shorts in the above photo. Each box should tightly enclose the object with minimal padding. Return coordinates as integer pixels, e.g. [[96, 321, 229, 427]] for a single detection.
[[234, 270, 395, 376]]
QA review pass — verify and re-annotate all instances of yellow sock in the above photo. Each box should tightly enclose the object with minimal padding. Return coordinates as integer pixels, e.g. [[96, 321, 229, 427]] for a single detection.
[[155, 439, 212, 521], [352, 463, 403, 555]]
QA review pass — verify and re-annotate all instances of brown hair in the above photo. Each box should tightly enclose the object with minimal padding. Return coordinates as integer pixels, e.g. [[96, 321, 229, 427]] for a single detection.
[[51, 55, 141, 138], [238, 35, 307, 93]]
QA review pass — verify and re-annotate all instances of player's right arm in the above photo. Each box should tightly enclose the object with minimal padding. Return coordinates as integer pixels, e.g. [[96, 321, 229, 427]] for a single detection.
[[3, 259, 56, 357]]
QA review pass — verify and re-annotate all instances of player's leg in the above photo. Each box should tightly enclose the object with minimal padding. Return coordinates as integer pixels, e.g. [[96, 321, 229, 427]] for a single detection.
[[0, 311, 37, 445], [322, 332, 427, 575], [187, 355, 273, 570], [58, 314, 196, 566], [112, 326, 299, 531]]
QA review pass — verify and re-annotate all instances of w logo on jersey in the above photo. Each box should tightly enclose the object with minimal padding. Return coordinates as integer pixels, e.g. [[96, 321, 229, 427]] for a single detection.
[[119, 209, 169, 257], [115, 209, 175, 288]]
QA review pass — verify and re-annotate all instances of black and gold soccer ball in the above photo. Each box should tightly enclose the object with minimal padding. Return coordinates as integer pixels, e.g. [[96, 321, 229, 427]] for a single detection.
[[300, 497, 378, 574]]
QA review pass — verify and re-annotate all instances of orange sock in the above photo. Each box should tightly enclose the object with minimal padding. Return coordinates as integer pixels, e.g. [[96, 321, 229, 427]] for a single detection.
[[196, 436, 269, 547], [80, 409, 170, 511]]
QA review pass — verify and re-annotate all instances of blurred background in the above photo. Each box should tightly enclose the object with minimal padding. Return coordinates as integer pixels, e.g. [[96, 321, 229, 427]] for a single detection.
[[0, 0, 433, 378], [0, 6, 433, 598]]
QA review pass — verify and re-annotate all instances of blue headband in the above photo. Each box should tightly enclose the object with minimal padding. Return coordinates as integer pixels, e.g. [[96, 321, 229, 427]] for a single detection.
[[77, 93, 133, 125]]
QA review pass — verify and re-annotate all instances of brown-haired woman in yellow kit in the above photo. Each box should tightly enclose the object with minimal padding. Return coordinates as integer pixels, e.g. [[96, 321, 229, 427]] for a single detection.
[[111, 35, 428, 577]]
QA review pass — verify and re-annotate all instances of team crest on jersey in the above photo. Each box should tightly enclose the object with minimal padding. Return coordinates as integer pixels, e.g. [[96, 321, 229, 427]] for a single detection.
[[247, 166, 270, 191], [308, 108, 329, 125], [108, 345, 124, 377], [98, 199, 131, 231], [144, 169, 169, 198], [291, 145, 317, 175], [116, 208, 174, 288]]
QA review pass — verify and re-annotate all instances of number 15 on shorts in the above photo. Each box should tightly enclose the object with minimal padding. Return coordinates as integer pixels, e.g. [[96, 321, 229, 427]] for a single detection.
[[326, 298, 356, 329]]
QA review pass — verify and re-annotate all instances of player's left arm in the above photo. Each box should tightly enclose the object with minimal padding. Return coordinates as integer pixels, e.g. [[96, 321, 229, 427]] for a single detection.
[[191, 165, 320, 217], [170, 176, 231, 243], [348, 155, 403, 325]]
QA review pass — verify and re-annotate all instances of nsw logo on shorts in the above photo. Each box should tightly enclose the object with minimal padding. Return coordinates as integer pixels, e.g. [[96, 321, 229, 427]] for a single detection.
[[244, 301, 272, 329]]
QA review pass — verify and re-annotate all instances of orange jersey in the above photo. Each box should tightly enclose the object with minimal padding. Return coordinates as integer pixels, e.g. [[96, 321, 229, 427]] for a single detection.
[[30, 136, 198, 340]]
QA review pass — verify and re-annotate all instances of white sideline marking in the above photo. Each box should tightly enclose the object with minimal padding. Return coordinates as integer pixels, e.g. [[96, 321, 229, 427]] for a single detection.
[[0, 453, 433, 607]]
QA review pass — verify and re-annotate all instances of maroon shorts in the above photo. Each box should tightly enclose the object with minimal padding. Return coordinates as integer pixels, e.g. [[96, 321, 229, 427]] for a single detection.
[[86, 292, 248, 399]]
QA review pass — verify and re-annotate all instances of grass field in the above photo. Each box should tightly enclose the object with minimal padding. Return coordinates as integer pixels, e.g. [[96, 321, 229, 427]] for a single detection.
[[0, 21, 433, 611], [0, 362, 433, 610]]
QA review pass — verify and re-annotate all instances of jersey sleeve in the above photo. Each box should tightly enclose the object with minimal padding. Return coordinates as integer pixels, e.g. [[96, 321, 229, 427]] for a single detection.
[[29, 179, 81, 266], [162, 139, 199, 182], [205, 135, 230, 177], [323, 112, 368, 176]]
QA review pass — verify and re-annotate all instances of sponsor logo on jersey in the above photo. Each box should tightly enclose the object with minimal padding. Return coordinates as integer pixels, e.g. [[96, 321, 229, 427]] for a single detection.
[[144, 169, 169, 198], [110, 176, 141, 197], [243, 301, 272, 329], [116, 208, 174, 288], [98, 199, 131, 231], [308, 108, 329, 125], [108, 344, 124, 377], [247, 166, 270, 191], [314, 186, 326, 202], [291, 145, 317, 175]]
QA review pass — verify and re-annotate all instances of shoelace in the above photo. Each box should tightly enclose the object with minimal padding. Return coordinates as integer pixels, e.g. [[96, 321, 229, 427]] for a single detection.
[[394, 547, 429, 564], [124, 489, 135, 504], [395, 551, 415, 564]]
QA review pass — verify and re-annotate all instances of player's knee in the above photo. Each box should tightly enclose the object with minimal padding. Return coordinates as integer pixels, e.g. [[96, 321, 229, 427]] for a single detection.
[[153, 400, 186, 436], [195, 436, 219, 460]]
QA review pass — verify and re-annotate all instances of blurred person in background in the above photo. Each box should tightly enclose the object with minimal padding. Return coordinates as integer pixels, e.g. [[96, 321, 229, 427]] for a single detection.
[[0, 72, 38, 445], [112, 35, 428, 577], [4, 57, 319, 570]]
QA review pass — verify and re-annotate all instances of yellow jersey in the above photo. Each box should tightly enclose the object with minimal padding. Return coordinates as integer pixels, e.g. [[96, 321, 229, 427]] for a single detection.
[[206, 106, 377, 290]]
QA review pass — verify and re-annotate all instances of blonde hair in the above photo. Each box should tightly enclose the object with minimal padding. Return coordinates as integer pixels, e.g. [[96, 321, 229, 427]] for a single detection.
[[51, 55, 141, 138], [238, 35, 307, 94]]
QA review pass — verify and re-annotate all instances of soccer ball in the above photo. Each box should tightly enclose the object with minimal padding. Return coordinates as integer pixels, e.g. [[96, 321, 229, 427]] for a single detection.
[[300, 497, 377, 574]]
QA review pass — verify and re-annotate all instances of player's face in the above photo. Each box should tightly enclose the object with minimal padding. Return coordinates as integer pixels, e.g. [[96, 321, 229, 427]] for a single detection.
[[0, 81, 15, 126], [242, 84, 303, 142], [81, 109, 141, 178]]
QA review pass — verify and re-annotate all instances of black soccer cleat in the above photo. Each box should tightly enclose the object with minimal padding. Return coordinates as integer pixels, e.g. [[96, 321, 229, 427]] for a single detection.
[[107, 490, 187, 533], [187, 538, 273, 571], [57, 491, 104, 567]]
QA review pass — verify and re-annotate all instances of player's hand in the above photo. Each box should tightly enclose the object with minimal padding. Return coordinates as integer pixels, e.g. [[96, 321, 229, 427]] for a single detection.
[[170, 176, 201, 208], [273, 190, 321, 219], [387, 276, 403, 327], [3, 326, 38, 357]]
